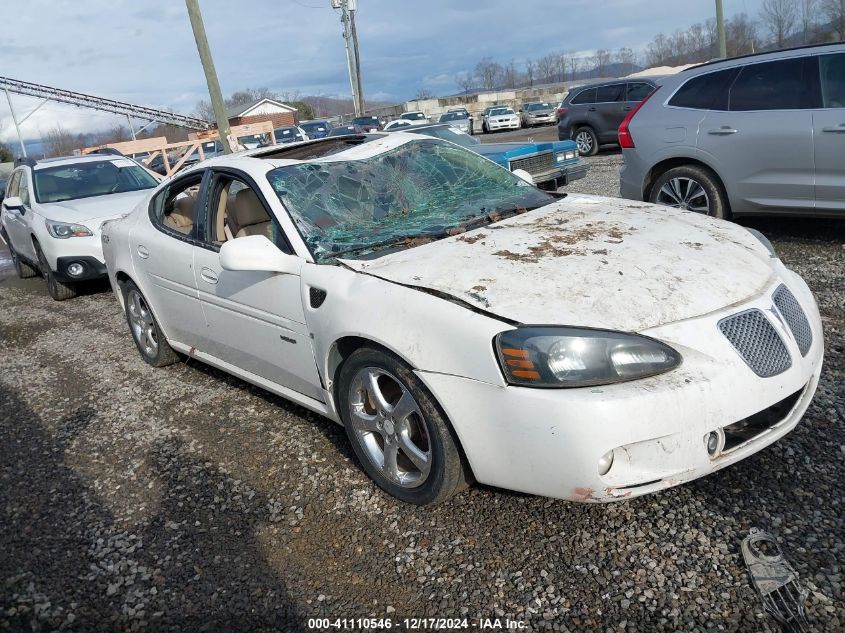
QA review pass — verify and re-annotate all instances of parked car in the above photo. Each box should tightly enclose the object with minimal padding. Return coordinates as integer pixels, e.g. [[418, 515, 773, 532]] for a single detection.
[[239, 134, 268, 150], [396, 123, 586, 190], [399, 111, 430, 125], [299, 120, 333, 139], [383, 119, 415, 131], [447, 107, 471, 117], [437, 111, 473, 134], [1, 154, 159, 300], [101, 133, 823, 506], [352, 115, 383, 132], [274, 126, 309, 144], [620, 42, 845, 219], [557, 79, 657, 155], [328, 124, 366, 136], [482, 106, 521, 133], [520, 101, 557, 127]]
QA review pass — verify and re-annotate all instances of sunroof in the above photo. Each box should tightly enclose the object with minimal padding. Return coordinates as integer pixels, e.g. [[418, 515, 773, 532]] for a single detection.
[[256, 135, 382, 161]]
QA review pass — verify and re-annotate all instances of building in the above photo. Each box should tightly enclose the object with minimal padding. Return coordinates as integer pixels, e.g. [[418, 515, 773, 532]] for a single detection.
[[226, 98, 297, 128]]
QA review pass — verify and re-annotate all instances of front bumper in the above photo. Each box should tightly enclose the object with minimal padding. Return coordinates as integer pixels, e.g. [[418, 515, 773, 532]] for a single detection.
[[525, 115, 556, 126], [532, 162, 590, 191], [488, 120, 520, 131], [53, 255, 108, 282], [417, 272, 823, 502]]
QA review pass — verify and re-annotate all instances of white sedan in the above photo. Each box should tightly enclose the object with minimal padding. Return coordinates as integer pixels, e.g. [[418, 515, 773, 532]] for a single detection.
[[101, 133, 823, 505], [483, 107, 521, 133]]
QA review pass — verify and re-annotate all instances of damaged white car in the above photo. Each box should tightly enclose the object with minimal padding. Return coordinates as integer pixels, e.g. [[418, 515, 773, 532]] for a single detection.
[[101, 133, 823, 505]]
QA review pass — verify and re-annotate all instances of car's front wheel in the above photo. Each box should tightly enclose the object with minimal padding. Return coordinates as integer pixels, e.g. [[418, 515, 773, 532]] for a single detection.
[[649, 165, 729, 219], [338, 347, 469, 505], [35, 242, 77, 301], [121, 281, 179, 367]]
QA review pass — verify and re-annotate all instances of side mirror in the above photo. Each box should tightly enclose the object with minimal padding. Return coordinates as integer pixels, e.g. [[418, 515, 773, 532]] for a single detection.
[[219, 235, 302, 275], [3, 196, 23, 211]]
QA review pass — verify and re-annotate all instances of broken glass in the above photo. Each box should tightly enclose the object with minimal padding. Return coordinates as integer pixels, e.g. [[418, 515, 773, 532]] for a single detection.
[[266, 139, 554, 262]]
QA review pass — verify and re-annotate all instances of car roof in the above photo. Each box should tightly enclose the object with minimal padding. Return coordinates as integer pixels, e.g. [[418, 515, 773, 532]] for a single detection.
[[31, 154, 131, 170], [684, 41, 845, 73]]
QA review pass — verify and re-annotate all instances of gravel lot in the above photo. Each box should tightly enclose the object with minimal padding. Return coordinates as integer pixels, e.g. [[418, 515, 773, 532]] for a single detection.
[[1, 150, 843, 632]]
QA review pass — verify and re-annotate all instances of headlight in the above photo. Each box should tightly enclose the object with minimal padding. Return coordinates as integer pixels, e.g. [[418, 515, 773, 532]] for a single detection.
[[45, 219, 93, 239], [745, 227, 778, 258], [495, 327, 682, 388], [556, 151, 578, 163]]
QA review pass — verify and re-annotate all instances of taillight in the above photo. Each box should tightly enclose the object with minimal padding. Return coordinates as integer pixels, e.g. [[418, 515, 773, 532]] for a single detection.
[[618, 86, 660, 149], [556, 107, 568, 118]]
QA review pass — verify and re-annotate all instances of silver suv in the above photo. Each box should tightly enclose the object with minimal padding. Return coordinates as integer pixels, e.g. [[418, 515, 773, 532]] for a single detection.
[[619, 42, 845, 218]]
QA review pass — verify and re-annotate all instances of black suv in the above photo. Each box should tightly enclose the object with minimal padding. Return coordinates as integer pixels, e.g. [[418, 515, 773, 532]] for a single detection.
[[557, 79, 656, 155]]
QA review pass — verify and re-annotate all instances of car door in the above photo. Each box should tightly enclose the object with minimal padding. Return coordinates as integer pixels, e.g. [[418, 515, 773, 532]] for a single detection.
[[191, 168, 324, 402], [593, 84, 627, 143], [3, 170, 38, 261], [130, 170, 207, 347], [625, 82, 654, 115], [696, 56, 816, 214], [813, 52, 845, 213]]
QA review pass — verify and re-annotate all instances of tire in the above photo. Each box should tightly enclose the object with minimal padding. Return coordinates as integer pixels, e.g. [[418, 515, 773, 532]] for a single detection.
[[34, 242, 77, 301], [337, 347, 469, 505], [8, 241, 38, 279], [481, 121, 488, 134], [573, 126, 599, 156], [649, 165, 729, 219], [120, 280, 179, 367]]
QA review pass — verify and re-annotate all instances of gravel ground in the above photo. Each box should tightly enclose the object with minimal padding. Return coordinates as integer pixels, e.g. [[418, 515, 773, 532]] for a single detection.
[[1, 155, 843, 632]]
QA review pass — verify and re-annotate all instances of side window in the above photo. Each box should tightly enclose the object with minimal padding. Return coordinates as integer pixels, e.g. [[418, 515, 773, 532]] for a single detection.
[[205, 173, 291, 253], [729, 58, 806, 111], [570, 88, 596, 105], [820, 53, 845, 108], [596, 84, 625, 103], [151, 173, 204, 236], [626, 82, 653, 102], [6, 171, 21, 198], [669, 68, 740, 110], [18, 173, 31, 206]]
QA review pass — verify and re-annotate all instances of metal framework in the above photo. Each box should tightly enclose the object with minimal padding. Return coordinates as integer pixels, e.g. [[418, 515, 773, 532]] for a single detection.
[[0, 75, 211, 131]]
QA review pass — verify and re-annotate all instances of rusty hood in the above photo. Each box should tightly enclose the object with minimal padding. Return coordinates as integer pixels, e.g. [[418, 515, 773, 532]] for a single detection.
[[340, 195, 776, 331]]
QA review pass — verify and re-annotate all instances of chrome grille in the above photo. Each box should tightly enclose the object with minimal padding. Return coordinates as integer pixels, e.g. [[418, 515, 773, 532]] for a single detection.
[[509, 152, 554, 176], [718, 309, 791, 377], [773, 285, 812, 356]]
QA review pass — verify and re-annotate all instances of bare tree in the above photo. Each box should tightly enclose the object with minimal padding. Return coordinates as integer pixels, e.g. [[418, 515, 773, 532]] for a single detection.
[[0, 120, 13, 162], [454, 72, 473, 95], [615, 48, 637, 76], [474, 57, 503, 91], [799, 0, 818, 43], [726, 13, 758, 57], [555, 53, 568, 83], [502, 60, 518, 89], [41, 124, 78, 158], [524, 59, 535, 88], [591, 49, 612, 77], [569, 56, 582, 81], [822, 0, 845, 39], [761, 0, 796, 47], [414, 88, 435, 100], [536, 54, 556, 83]]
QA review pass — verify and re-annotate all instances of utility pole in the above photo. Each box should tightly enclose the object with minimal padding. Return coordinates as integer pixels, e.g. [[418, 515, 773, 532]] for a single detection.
[[333, 0, 363, 116], [185, 0, 233, 153], [715, 0, 727, 58], [4, 87, 27, 158]]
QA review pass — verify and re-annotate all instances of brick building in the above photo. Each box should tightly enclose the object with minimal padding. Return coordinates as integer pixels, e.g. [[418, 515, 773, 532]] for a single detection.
[[226, 98, 298, 128]]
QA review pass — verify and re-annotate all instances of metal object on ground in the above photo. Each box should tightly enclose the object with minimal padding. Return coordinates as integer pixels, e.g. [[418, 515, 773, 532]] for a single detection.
[[741, 527, 809, 632]]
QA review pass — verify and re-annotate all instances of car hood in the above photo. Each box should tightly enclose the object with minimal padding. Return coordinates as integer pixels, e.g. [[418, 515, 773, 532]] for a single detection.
[[39, 190, 151, 223], [341, 195, 776, 332], [476, 140, 577, 159], [526, 109, 555, 116]]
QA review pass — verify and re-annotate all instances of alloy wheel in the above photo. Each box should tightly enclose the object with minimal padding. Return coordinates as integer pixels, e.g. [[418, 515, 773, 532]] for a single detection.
[[656, 177, 711, 214], [348, 367, 431, 488], [126, 288, 159, 358], [575, 131, 593, 154]]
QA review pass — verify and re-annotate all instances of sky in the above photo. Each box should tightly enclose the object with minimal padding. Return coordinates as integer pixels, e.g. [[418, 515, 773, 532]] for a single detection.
[[0, 0, 767, 143]]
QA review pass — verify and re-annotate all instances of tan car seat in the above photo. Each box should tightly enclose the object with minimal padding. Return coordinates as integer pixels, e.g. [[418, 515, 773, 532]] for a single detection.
[[163, 194, 195, 234], [232, 188, 272, 238]]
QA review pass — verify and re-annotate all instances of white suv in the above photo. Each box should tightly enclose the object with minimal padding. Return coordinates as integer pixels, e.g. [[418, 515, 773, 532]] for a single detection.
[[1, 155, 159, 300]]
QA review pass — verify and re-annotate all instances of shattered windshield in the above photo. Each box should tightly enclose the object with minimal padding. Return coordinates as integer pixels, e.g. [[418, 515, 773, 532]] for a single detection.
[[266, 139, 555, 262]]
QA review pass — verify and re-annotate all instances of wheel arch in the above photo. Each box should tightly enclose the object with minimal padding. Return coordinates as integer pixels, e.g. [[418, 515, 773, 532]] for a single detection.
[[643, 157, 732, 214]]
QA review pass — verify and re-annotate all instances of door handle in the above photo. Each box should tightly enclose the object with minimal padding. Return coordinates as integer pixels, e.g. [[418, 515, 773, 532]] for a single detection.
[[822, 125, 845, 133], [623, 106, 633, 111], [200, 268, 219, 284], [708, 127, 738, 135], [137, 245, 149, 259]]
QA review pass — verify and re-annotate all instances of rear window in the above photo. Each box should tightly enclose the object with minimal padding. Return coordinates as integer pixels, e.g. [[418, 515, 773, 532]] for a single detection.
[[570, 88, 596, 105], [353, 116, 379, 125], [596, 84, 625, 103], [668, 68, 740, 110], [526, 102, 552, 111], [300, 122, 329, 134], [729, 58, 807, 111], [626, 82, 653, 101], [819, 53, 845, 108]]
